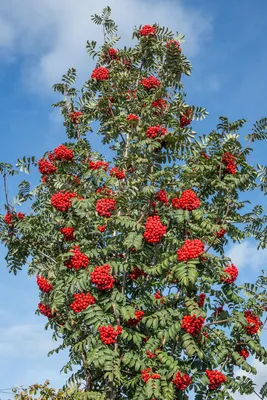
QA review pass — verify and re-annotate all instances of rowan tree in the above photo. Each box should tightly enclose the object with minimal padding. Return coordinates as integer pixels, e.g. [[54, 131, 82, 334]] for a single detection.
[[1, 7, 267, 400]]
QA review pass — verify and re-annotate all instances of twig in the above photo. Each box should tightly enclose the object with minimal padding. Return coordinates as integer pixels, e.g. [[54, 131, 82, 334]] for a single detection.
[[205, 319, 231, 327], [38, 250, 56, 264], [3, 171, 10, 209]]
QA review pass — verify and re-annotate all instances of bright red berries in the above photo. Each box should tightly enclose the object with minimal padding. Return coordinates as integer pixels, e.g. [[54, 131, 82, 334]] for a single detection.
[[127, 114, 139, 122], [244, 310, 262, 335], [205, 370, 226, 390], [108, 48, 118, 59], [4, 212, 13, 225], [69, 111, 83, 124], [238, 348, 249, 360], [110, 167, 125, 180], [180, 109, 193, 128], [91, 264, 115, 291], [37, 276, 53, 293], [91, 67, 109, 81], [96, 198, 116, 217], [181, 315, 205, 336], [146, 125, 167, 139], [64, 246, 89, 270], [177, 239, 205, 261], [178, 190, 201, 211], [129, 267, 147, 280], [70, 292, 96, 313], [171, 198, 181, 209], [154, 291, 164, 304], [38, 159, 57, 175], [141, 368, 161, 382], [151, 98, 167, 112], [197, 293, 206, 308], [98, 325, 122, 344], [51, 191, 76, 212], [155, 190, 169, 205], [38, 303, 53, 319], [166, 40, 182, 53], [215, 228, 227, 238], [222, 264, 238, 284], [89, 161, 109, 171], [144, 215, 167, 244], [60, 227, 75, 241], [127, 311, 144, 326], [172, 372, 192, 390], [146, 350, 156, 359], [222, 152, 237, 175], [97, 225, 107, 233], [141, 76, 161, 90], [17, 212, 25, 220], [53, 145, 74, 161], [139, 25, 156, 37]]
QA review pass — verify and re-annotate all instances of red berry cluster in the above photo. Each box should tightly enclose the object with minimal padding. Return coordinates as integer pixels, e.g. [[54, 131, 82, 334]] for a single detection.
[[91, 264, 115, 290], [141, 368, 161, 382], [155, 190, 169, 205], [180, 109, 193, 128], [129, 267, 147, 280], [238, 348, 249, 360], [4, 212, 13, 225], [38, 159, 57, 175], [197, 293, 206, 308], [69, 111, 83, 124], [91, 67, 109, 81], [98, 325, 122, 344], [127, 310, 145, 326], [89, 160, 109, 171], [110, 167, 126, 180], [108, 48, 118, 59], [215, 306, 224, 314], [181, 315, 205, 336], [17, 212, 25, 220], [141, 76, 161, 90], [38, 303, 53, 319], [65, 246, 89, 270], [53, 145, 74, 161], [172, 190, 200, 211], [244, 310, 262, 335], [146, 125, 167, 139], [97, 225, 107, 233], [96, 198, 116, 217], [151, 98, 167, 110], [222, 152, 237, 174], [139, 25, 156, 37], [127, 114, 139, 122], [205, 370, 226, 390], [222, 264, 238, 284], [166, 40, 182, 53], [37, 276, 53, 293], [215, 228, 226, 238], [177, 239, 205, 261], [51, 191, 76, 212], [172, 371, 192, 390], [70, 292, 96, 313], [201, 152, 209, 159], [146, 350, 156, 359], [60, 227, 75, 241], [96, 186, 114, 197], [144, 215, 167, 244]]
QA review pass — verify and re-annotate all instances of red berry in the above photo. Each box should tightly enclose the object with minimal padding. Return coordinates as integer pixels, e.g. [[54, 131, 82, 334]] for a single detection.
[[155, 190, 169, 205], [38, 303, 54, 319], [4, 212, 13, 225], [91, 67, 109, 81], [244, 310, 262, 335], [53, 145, 74, 161], [146, 125, 167, 139], [181, 315, 205, 336], [126, 310, 144, 327], [172, 198, 181, 209], [205, 370, 226, 390], [64, 246, 89, 270], [70, 292, 96, 313], [222, 264, 238, 284], [96, 198, 116, 217], [238, 348, 249, 360], [60, 227, 75, 241], [97, 225, 107, 233], [127, 114, 139, 122], [178, 190, 201, 211], [141, 76, 161, 90], [144, 215, 167, 244], [108, 48, 118, 59], [166, 40, 182, 53], [38, 159, 57, 175], [215, 228, 227, 238], [172, 371, 191, 390], [129, 267, 147, 280], [51, 191, 76, 212], [98, 325, 122, 344], [197, 293, 206, 308], [222, 152, 237, 175], [91, 264, 115, 291], [139, 25, 156, 37], [110, 167, 125, 180], [180, 109, 193, 128], [69, 111, 83, 124], [177, 239, 205, 261], [37, 276, 53, 293], [89, 161, 109, 171]]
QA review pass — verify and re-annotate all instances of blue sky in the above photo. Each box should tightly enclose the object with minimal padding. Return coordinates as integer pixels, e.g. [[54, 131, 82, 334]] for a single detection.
[[0, 0, 267, 398]]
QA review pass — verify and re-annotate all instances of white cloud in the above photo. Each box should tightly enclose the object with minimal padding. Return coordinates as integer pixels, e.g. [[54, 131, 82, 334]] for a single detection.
[[0, 0, 212, 92], [227, 240, 267, 271]]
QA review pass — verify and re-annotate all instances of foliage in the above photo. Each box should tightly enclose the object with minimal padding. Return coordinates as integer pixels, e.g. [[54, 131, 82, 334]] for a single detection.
[[1, 7, 267, 400]]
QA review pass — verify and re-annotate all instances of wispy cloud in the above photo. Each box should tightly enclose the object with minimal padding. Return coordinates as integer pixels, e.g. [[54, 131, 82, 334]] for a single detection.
[[227, 240, 267, 271], [233, 358, 267, 400], [0, 0, 212, 92]]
